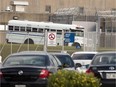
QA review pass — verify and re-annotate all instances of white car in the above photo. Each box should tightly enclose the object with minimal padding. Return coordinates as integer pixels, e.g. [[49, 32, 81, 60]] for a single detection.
[[71, 51, 97, 72]]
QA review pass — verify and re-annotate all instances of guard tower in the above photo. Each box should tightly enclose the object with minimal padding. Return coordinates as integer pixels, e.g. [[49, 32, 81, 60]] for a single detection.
[[97, 10, 116, 48], [10, 0, 29, 12]]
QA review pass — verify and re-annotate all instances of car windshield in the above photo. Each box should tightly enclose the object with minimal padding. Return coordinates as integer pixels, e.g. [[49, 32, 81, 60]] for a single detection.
[[72, 54, 95, 60], [92, 53, 116, 65], [3, 55, 50, 67], [54, 55, 74, 67]]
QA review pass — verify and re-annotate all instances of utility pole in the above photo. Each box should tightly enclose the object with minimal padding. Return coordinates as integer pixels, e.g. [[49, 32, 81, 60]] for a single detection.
[[44, 29, 47, 52], [62, 30, 64, 52], [27, 32, 29, 51]]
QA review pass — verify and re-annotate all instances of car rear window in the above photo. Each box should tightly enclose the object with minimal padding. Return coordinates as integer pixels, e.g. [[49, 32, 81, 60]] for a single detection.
[[3, 55, 50, 67], [54, 55, 74, 67], [92, 54, 116, 65], [72, 54, 95, 60]]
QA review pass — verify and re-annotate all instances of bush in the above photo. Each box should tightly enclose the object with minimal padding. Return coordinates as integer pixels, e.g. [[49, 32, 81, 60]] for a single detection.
[[48, 70, 100, 87]]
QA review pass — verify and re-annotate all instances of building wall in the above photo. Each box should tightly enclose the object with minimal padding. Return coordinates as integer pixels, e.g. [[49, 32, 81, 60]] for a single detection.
[[0, 0, 116, 13], [0, 12, 49, 24], [0, 0, 115, 24]]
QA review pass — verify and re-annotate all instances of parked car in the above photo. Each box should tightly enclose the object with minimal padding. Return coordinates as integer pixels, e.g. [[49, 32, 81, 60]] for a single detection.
[[0, 51, 60, 87], [71, 51, 97, 72], [0, 55, 2, 67], [50, 52, 76, 70], [86, 51, 116, 87]]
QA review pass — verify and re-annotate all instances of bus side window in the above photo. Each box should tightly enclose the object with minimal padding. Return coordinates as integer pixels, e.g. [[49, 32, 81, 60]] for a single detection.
[[26, 27, 31, 32], [15, 26, 19, 31], [47, 29, 49, 31], [38, 28, 43, 33], [57, 30, 62, 35], [71, 30, 76, 32], [65, 30, 69, 32], [32, 28, 37, 32], [20, 27, 25, 31], [51, 29, 56, 32], [9, 26, 13, 31], [76, 32, 84, 37]]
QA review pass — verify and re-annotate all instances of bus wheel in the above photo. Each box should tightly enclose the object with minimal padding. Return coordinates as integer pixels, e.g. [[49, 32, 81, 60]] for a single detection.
[[24, 39, 34, 44], [6, 39, 10, 43], [72, 42, 81, 48], [6, 39, 9, 43]]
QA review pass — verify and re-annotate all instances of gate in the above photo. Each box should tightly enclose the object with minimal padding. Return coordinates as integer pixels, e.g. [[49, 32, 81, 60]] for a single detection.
[[83, 32, 97, 51]]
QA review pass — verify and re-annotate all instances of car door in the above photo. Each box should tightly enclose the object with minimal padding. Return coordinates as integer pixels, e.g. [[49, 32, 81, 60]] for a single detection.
[[48, 55, 59, 73]]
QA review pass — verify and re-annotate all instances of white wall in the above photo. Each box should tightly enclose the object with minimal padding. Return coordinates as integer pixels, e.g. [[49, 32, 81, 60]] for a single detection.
[[0, 25, 8, 30]]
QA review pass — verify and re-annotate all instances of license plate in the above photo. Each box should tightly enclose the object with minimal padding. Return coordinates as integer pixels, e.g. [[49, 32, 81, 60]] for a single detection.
[[15, 85, 26, 87], [106, 73, 116, 79]]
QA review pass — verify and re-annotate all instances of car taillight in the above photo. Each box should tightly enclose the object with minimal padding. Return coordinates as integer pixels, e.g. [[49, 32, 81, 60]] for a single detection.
[[0, 71, 3, 78], [86, 68, 93, 74], [39, 69, 50, 79], [86, 68, 96, 77]]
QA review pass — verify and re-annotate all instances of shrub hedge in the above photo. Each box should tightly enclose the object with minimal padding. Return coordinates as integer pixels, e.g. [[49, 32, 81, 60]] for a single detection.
[[48, 70, 100, 87]]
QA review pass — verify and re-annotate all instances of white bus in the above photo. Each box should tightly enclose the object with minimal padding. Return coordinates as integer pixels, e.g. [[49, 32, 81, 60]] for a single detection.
[[6, 20, 84, 46]]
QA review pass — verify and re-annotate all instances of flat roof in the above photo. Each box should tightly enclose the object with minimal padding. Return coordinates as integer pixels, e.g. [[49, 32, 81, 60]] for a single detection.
[[10, 1, 29, 6]]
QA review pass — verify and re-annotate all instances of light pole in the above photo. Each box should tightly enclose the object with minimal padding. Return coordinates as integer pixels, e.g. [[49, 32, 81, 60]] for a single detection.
[[62, 30, 64, 52], [44, 29, 47, 52]]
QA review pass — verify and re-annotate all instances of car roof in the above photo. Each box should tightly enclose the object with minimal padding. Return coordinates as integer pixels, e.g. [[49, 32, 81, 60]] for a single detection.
[[50, 52, 70, 55], [72, 51, 98, 54], [9, 51, 50, 56], [96, 51, 116, 55]]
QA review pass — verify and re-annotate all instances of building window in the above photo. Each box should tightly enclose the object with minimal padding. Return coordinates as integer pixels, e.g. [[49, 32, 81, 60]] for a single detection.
[[9, 26, 13, 31], [45, 5, 51, 13]]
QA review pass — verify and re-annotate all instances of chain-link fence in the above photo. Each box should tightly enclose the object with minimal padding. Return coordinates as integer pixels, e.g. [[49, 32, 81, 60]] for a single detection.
[[0, 30, 116, 50], [83, 32, 97, 51], [99, 32, 116, 48]]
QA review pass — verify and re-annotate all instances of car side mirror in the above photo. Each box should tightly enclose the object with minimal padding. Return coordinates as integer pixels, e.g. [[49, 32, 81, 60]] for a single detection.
[[57, 65, 63, 70], [58, 63, 69, 70]]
